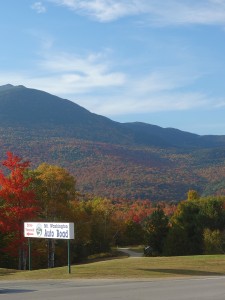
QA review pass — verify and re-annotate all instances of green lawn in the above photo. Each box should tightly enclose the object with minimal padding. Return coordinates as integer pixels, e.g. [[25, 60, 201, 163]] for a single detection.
[[1, 255, 225, 280]]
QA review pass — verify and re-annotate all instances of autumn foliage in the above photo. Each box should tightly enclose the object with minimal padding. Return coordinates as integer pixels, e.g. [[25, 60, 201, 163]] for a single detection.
[[0, 152, 38, 266], [1, 152, 225, 270]]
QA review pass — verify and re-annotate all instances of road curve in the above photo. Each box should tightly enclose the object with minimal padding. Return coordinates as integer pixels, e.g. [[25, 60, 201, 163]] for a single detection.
[[117, 247, 143, 257]]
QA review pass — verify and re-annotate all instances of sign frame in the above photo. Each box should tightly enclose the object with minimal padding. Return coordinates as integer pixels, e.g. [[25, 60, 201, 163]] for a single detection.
[[24, 222, 74, 240], [24, 222, 74, 273]]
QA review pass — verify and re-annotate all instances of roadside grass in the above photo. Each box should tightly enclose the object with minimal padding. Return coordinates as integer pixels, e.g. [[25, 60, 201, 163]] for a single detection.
[[1, 255, 225, 280]]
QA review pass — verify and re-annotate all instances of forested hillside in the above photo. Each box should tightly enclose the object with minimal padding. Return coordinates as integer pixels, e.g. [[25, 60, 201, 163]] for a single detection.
[[1, 152, 225, 270], [0, 84, 225, 201]]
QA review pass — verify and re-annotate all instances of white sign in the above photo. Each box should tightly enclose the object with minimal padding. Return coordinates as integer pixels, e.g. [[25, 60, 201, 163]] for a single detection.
[[24, 222, 74, 240]]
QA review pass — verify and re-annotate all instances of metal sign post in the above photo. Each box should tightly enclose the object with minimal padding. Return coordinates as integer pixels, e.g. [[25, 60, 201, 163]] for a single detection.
[[24, 222, 75, 274], [68, 239, 71, 274], [28, 238, 32, 271]]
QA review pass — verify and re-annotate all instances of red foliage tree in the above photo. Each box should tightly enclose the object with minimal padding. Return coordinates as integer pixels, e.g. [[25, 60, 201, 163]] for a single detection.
[[0, 152, 38, 269]]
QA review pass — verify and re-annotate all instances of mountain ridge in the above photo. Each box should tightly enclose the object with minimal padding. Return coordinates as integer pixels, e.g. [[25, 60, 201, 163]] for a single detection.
[[0, 84, 225, 201], [0, 84, 225, 148]]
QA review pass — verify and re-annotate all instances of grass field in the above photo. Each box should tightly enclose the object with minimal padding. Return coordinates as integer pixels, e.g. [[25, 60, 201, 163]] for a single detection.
[[1, 254, 225, 280]]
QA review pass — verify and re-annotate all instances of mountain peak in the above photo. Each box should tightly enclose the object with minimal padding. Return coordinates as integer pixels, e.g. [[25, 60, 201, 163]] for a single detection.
[[0, 84, 15, 91], [0, 84, 26, 92]]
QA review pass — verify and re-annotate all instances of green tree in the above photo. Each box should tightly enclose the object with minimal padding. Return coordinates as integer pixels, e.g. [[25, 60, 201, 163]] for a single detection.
[[164, 224, 189, 256], [165, 197, 225, 256], [143, 207, 169, 255], [83, 198, 115, 254], [123, 220, 145, 246], [199, 197, 225, 231], [168, 200, 203, 255], [203, 228, 225, 254]]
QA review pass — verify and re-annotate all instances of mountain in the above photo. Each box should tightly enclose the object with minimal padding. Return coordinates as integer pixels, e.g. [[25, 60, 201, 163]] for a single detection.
[[0, 84, 225, 201], [1, 84, 225, 148]]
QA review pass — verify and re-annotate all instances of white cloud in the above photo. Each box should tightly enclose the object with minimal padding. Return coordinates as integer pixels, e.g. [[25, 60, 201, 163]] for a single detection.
[[213, 99, 225, 108], [132, 70, 200, 95], [50, 0, 146, 21], [84, 73, 210, 116], [27, 29, 54, 50], [31, 2, 47, 13], [153, 0, 225, 26], [37, 52, 126, 93], [49, 0, 225, 25], [0, 68, 214, 116], [0, 49, 217, 117], [0, 50, 125, 95]]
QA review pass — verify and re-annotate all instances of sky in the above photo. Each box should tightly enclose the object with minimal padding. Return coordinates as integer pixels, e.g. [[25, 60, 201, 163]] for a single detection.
[[1, 1, 225, 135]]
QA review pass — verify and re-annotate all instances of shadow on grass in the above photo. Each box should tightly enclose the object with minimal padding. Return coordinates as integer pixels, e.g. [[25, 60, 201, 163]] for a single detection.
[[137, 268, 224, 276], [0, 270, 18, 277]]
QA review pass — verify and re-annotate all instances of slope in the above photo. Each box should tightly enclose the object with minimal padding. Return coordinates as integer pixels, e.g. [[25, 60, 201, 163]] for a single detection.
[[0, 84, 225, 201], [1, 84, 225, 148]]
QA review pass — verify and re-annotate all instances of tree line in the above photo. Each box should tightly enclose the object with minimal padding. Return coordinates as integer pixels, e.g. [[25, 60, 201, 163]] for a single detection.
[[0, 152, 225, 270]]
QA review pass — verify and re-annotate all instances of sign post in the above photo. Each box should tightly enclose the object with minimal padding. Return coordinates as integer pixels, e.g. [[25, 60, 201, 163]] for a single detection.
[[24, 222, 74, 273], [68, 239, 71, 274], [28, 238, 31, 271]]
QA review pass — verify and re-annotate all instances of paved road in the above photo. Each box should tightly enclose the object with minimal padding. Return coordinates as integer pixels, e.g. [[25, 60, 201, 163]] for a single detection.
[[117, 247, 143, 257], [1, 277, 225, 300]]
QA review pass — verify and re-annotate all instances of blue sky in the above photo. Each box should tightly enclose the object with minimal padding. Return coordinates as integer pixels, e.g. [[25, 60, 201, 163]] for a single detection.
[[1, 1, 225, 135]]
